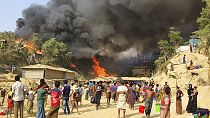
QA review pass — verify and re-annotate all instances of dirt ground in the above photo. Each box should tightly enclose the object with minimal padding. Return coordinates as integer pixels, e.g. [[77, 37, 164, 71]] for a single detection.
[[2, 86, 209, 118]]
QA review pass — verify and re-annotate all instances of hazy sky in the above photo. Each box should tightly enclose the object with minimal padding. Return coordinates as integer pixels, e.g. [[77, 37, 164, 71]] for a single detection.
[[0, 0, 48, 32]]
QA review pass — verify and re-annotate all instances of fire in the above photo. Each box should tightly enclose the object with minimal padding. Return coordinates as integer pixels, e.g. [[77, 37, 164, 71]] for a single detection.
[[92, 56, 110, 77], [24, 41, 34, 51], [15, 38, 43, 54], [70, 63, 76, 68], [36, 49, 43, 55]]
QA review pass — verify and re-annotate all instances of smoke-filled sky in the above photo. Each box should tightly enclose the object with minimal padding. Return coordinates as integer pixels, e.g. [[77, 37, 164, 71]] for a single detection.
[[0, 0, 48, 32], [15, 0, 202, 59]]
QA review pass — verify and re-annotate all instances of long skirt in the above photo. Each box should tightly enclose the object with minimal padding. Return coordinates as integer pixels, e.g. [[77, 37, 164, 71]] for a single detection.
[[186, 97, 193, 113], [36, 103, 46, 118], [144, 98, 153, 115], [46, 106, 59, 118], [176, 100, 182, 114]]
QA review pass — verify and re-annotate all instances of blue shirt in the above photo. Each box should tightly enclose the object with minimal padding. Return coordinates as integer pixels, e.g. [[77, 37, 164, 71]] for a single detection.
[[51, 88, 62, 97], [63, 84, 71, 97]]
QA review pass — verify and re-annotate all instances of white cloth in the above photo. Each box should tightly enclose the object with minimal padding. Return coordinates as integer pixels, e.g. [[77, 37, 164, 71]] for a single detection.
[[117, 85, 128, 109], [12, 81, 24, 101]]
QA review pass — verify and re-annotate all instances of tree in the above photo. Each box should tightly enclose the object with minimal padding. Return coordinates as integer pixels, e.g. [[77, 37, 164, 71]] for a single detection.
[[0, 32, 29, 73], [168, 31, 183, 48], [194, 0, 210, 83], [155, 30, 183, 72], [42, 38, 72, 68]]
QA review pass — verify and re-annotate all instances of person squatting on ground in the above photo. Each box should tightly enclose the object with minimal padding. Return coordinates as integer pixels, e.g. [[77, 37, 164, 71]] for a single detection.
[[47, 81, 62, 118], [62, 80, 71, 115], [12, 75, 24, 118], [116, 81, 128, 118]]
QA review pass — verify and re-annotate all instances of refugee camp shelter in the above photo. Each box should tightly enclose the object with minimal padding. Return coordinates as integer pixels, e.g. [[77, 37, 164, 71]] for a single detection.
[[189, 38, 200, 46], [21, 64, 76, 79]]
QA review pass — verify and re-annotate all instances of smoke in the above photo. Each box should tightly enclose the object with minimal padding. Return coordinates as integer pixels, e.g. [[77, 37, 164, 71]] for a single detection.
[[15, 0, 202, 59]]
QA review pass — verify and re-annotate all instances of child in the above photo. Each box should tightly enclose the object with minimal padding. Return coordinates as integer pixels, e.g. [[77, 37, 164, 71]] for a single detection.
[[78, 85, 83, 105], [71, 88, 79, 114], [27, 88, 34, 113], [7, 96, 12, 117]]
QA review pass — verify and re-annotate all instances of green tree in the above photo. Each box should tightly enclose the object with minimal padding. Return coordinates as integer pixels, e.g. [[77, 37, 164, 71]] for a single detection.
[[155, 30, 183, 72], [168, 31, 183, 48], [194, 0, 210, 83], [42, 38, 72, 68], [0, 32, 29, 73]]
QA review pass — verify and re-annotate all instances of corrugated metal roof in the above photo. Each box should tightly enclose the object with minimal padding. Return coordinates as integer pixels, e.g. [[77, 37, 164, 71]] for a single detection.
[[21, 64, 76, 73]]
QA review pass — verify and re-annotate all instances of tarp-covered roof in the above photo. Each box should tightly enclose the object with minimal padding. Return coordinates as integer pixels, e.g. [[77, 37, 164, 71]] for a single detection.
[[21, 64, 76, 73]]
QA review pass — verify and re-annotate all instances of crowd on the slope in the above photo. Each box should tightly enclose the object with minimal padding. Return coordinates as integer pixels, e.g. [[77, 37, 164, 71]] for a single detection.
[[0, 76, 199, 118]]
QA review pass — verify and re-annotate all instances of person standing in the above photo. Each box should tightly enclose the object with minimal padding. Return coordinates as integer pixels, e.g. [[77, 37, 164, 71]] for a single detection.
[[62, 80, 71, 115], [130, 85, 136, 110], [36, 82, 48, 118], [27, 88, 34, 113], [12, 76, 24, 118], [84, 82, 89, 100], [1, 87, 6, 106], [95, 81, 103, 110], [111, 83, 117, 102], [141, 86, 155, 117], [105, 82, 112, 106], [116, 81, 128, 118], [71, 87, 79, 113], [78, 84, 83, 105], [191, 86, 198, 113], [176, 86, 184, 115], [160, 86, 171, 118], [47, 81, 62, 118], [186, 84, 194, 113]]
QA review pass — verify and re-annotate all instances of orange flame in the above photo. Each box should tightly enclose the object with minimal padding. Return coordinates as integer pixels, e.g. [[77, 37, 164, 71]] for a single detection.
[[92, 56, 110, 77], [36, 49, 43, 54], [15, 38, 43, 54], [70, 63, 76, 68], [24, 41, 34, 51]]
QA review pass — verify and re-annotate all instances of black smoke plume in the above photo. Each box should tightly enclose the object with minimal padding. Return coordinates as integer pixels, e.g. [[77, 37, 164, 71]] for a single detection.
[[16, 0, 202, 59]]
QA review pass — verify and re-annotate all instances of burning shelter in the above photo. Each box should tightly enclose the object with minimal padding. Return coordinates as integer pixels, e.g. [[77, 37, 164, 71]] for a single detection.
[[21, 64, 76, 80]]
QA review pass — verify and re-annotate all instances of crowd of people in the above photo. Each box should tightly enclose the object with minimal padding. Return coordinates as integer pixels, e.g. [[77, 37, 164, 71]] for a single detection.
[[0, 75, 199, 118]]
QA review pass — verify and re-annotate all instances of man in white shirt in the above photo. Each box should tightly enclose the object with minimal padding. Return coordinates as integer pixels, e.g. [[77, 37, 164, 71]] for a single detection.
[[116, 81, 128, 118], [12, 76, 24, 118]]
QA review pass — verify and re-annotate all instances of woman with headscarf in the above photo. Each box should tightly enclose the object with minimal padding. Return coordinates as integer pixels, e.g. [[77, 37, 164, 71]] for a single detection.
[[186, 84, 194, 113], [160, 86, 171, 118], [191, 86, 198, 113], [176, 86, 184, 114]]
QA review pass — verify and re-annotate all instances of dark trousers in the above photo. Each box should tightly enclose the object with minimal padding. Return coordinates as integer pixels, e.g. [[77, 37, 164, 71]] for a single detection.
[[14, 101, 24, 118], [95, 94, 101, 110]]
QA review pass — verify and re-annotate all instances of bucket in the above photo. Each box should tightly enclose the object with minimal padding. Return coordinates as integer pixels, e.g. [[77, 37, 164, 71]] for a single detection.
[[155, 104, 161, 112], [139, 105, 145, 114]]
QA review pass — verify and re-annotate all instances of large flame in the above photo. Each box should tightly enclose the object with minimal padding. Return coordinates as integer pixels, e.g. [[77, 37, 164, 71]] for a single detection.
[[15, 38, 43, 54], [92, 56, 110, 77]]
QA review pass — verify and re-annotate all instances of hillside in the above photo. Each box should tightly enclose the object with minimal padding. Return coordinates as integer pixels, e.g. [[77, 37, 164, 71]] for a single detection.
[[152, 50, 210, 115], [153, 51, 209, 88]]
